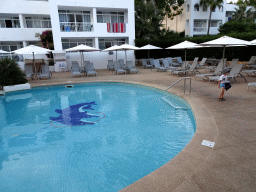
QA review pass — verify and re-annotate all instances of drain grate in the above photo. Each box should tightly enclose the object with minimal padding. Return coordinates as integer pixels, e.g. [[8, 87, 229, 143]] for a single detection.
[[65, 85, 74, 88]]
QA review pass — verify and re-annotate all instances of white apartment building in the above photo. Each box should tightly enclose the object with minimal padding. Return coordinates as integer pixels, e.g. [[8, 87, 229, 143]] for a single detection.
[[0, 0, 135, 69], [162, 0, 237, 37]]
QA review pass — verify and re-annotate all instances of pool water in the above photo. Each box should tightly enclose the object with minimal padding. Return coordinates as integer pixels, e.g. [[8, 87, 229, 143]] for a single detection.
[[0, 82, 196, 192]]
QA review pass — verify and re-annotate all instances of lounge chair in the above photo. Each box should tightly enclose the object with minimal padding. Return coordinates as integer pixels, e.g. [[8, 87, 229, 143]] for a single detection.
[[114, 61, 126, 74], [196, 58, 207, 69], [162, 59, 172, 69], [126, 61, 138, 74], [85, 62, 97, 76], [247, 82, 256, 90], [225, 58, 239, 70], [195, 59, 226, 81], [38, 65, 51, 79], [153, 59, 169, 72], [176, 57, 183, 65], [141, 59, 153, 68], [208, 63, 246, 82], [205, 58, 226, 72], [71, 62, 82, 77], [24, 65, 35, 80], [107, 60, 114, 71], [245, 56, 256, 69], [166, 62, 187, 74], [166, 57, 180, 67], [172, 57, 199, 76]]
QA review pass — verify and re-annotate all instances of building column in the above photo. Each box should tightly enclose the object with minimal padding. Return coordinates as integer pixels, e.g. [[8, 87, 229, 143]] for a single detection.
[[19, 14, 24, 28], [95, 37, 99, 49], [23, 41, 28, 47], [93, 8, 97, 23]]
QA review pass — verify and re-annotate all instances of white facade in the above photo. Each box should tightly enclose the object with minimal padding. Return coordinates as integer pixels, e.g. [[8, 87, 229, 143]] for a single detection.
[[162, 0, 238, 37], [0, 0, 135, 69]]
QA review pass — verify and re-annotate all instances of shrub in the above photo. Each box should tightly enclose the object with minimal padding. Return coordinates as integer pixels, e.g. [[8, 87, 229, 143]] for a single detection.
[[0, 58, 28, 88]]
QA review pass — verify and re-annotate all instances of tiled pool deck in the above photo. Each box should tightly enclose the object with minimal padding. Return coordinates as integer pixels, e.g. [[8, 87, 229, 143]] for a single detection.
[[28, 67, 256, 192]]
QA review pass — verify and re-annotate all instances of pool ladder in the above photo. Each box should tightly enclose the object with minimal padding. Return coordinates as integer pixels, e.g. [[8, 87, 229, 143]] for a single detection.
[[165, 77, 191, 94], [161, 97, 184, 109]]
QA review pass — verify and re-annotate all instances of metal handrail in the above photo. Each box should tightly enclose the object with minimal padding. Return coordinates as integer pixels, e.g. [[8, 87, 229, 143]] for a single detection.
[[165, 77, 191, 94]]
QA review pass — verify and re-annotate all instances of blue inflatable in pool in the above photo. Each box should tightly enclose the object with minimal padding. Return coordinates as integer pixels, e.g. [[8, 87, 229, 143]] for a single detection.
[[50, 101, 100, 126]]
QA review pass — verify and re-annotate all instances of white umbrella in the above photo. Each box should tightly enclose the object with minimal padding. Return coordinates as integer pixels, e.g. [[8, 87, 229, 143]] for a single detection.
[[102, 45, 120, 62], [250, 39, 256, 45], [65, 44, 99, 73], [0, 49, 11, 54], [166, 41, 202, 76], [115, 44, 139, 62], [12, 45, 51, 75], [139, 44, 162, 59], [200, 36, 251, 70]]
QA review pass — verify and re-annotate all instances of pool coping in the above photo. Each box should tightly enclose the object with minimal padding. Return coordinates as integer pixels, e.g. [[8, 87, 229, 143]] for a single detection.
[[27, 79, 218, 191]]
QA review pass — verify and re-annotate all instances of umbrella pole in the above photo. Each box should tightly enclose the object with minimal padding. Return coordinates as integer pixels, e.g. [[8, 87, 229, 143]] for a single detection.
[[223, 45, 226, 71], [125, 50, 127, 63], [185, 49, 187, 77], [32, 52, 36, 79], [116, 50, 117, 62], [148, 49, 149, 59]]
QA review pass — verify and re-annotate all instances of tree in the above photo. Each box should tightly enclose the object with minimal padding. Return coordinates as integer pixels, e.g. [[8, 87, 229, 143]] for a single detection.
[[231, 3, 256, 23], [35, 30, 54, 50], [154, 0, 184, 19], [199, 0, 224, 35], [0, 58, 28, 87], [218, 21, 256, 34], [135, 0, 165, 39]]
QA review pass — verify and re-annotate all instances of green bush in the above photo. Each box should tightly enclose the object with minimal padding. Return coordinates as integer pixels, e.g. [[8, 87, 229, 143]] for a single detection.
[[0, 58, 28, 88]]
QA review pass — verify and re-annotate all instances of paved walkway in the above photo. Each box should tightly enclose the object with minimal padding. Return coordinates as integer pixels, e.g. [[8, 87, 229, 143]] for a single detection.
[[29, 68, 256, 192]]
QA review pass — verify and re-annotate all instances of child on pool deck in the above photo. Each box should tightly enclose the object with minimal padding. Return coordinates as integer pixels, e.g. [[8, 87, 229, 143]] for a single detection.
[[218, 70, 230, 101]]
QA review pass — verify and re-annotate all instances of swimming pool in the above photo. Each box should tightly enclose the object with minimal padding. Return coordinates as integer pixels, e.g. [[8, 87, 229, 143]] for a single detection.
[[0, 82, 196, 192]]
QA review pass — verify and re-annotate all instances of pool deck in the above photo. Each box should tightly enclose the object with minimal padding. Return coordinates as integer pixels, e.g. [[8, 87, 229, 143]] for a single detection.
[[28, 68, 256, 192]]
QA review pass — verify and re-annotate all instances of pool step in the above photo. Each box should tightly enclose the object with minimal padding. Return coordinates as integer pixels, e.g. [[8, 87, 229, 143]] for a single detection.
[[161, 97, 187, 109], [0, 90, 5, 96]]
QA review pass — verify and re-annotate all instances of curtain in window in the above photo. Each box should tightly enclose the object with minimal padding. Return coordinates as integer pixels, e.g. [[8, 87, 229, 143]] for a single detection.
[[59, 14, 67, 22], [26, 20, 33, 28], [83, 15, 90, 23]]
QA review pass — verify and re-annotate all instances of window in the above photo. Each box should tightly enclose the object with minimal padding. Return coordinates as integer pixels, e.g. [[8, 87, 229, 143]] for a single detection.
[[25, 16, 51, 28], [194, 4, 199, 11], [98, 38, 126, 50], [97, 12, 125, 23], [194, 20, 207, 32], [58, 10, 91, 32], [0, 16, 20, 28], [210, 20, 221, 27], [187, 4, 190, 12], [203, 5, 207, 12], [62, 38, 93, 49], [219, 6, 223, 12], [0, 42, 22, 52]]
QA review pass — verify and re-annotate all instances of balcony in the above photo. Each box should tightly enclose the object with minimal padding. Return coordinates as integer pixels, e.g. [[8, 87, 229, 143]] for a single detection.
[[60, 22, 93, 32], [193, 27, 207, 32]]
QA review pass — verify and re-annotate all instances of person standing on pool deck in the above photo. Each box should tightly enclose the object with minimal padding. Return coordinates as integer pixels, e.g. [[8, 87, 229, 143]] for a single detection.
[[218, 70, 230, 101]]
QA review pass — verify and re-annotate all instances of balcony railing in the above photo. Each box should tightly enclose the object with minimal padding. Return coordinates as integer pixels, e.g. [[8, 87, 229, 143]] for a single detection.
[[60, 22, 93, 32], [193, 27, 207, 32]]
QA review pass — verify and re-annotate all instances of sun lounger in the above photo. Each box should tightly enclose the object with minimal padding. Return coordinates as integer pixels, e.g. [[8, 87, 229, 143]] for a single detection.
[[245, 56, 256, 68], [208, 63, 246, 82], [195, 59, 227, 81], [107, 60, 114, 71], [196, 58, 207, 69], [166, 57, 180, 67], [24, 64, 35, 80], [114, 61, 126, 74], [153, 59, 169, 72], [71, 62, 82, 77], [247, 82, 256, 90], [172, 57, 199, 76], [141, 59, 153, 68], [126, 61, 138, 74], [38, 65, 51, 79], [85, 62, 97, 76]]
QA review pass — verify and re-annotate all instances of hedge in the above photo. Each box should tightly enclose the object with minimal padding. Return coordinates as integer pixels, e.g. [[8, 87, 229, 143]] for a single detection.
[[135, 32, 256, 61]]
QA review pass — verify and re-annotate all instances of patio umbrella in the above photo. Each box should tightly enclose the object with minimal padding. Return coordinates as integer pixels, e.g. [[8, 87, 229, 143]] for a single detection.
[[102, 45, 120, 62], [65, 44, 99, 74], [250, 39, 256, 45], [12, 45, 51, 75], [115, 44, 139, 63], [199, 36, 251, 70], [0, 49, 11, 54], [166, 41, 202, 76], [139, 44, 162, 59]]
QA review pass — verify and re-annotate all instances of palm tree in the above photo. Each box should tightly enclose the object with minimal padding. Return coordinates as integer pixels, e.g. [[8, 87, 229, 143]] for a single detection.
[[200, 0, 223, 35], [232, 3, 256, 23]]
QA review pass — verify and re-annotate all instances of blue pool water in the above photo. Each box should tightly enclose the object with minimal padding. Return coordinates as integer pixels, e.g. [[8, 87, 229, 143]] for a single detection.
[[0, 82, 196, 192]]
